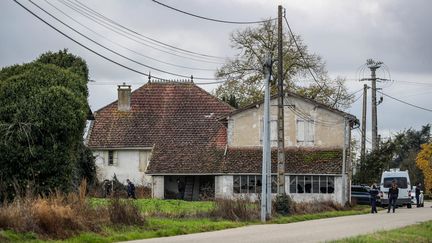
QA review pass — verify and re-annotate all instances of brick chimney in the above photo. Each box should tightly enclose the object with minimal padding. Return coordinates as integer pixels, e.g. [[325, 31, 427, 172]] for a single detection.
[[117, 83, 131, 111]]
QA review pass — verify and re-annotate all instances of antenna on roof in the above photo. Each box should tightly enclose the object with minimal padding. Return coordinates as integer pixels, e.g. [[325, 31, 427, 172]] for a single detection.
[[148, 71, 151, 83], [191, 75, 194, 83]]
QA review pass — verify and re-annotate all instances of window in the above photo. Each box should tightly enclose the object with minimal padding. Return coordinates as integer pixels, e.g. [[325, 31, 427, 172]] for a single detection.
[[233, 175, 277, 194], [289, 175, 335, 194], [233, 176, 240, 193], [108, 150, 114, 166], [383, 177, 408, 189], [296, 119, 314, 146]]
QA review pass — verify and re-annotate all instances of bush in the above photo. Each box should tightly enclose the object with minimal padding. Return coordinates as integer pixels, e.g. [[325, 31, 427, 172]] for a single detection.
[[108, 198, 145, 226], [291, 200, 345, 215], [209, 198, 259, 221], [273, 193, 293, 216]]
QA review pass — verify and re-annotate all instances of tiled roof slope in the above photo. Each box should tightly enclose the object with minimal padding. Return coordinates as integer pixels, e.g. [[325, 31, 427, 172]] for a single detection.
[[147, 146, 342, 175], [88, 82, 234, 150], [222, 147, 343, 174]]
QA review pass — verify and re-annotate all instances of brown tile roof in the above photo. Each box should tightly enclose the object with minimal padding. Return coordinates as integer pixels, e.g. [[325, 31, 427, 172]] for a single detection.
[[148, 146, 342, 175], [88, 82, 234, 150], [221, 147, 343, 174]]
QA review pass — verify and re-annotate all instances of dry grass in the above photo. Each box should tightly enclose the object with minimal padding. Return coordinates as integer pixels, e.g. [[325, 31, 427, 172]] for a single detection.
[[291, 200, 346, 215], [209, 198, 259, 221], [108, 198, 145, 226], [0, 180, 144, 239]]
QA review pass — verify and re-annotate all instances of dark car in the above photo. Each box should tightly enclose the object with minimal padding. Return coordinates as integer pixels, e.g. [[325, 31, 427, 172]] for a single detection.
[[351, 185, 371, 205]]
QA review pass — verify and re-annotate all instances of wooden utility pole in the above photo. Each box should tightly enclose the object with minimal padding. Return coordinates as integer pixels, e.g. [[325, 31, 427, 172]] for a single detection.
[[277, 5, 285, 195], [360, 84, 368, 161]]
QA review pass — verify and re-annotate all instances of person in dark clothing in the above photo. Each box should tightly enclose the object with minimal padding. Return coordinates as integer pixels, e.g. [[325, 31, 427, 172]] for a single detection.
[[387, 181, 399, 213], [370, 184, 379, 214], [126, 179, 136, 199], [177, 179, 185, 200], [415, 183, 422, 207]]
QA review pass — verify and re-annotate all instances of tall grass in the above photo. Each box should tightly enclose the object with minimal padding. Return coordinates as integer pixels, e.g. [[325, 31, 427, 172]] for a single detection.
[[0, 180, 145, 239]]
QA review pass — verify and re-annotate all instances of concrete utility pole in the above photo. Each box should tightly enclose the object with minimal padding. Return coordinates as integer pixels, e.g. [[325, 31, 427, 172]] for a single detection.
[[261, 55, 272, 223], [360, 84, 368, 161], [277, 4, 285, 195], [362, 59, 382, 151], [366, 59, 382, 151]]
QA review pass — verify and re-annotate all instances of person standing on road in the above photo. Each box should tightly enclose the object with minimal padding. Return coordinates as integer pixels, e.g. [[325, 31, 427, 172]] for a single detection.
[[415, 182, 422, 207], [388, 181, 399, 213], [370, 184, 379, 213]]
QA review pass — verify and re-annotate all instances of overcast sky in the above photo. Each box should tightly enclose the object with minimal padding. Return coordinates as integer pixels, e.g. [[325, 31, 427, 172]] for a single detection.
[[1, 0, 431, 148]]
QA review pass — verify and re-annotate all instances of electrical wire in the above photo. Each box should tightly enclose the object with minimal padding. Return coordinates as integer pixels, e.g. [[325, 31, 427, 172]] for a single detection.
[[70, 0, 227, 60], [13, 0, 159, 79], [377, 90, 432, 113], [26, 0, 221, 81], [151, 0, 276, 24], [44, 0, 216, 72], [58, 0, 225, 65]]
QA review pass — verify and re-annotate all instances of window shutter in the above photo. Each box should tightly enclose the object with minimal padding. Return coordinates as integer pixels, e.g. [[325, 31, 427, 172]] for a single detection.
[[113, 151, 118, 166], [297, 119, 305, 145], [103, 151, 109, 166], [307, 120, 315, 145]]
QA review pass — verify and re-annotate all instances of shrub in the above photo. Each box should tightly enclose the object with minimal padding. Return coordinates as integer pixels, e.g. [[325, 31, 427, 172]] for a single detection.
[[291, 200, 345, 215], [209, 198, 259, 221], [108, 198, 145, 226], [273, 193, 293, 216]]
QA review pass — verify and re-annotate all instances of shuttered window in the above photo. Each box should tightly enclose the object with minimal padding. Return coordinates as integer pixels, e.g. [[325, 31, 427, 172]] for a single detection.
[[296, 119, 314, 146]]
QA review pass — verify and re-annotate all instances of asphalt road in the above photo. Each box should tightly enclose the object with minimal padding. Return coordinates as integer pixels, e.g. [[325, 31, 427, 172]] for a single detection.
[[123, 202, 432, 243]]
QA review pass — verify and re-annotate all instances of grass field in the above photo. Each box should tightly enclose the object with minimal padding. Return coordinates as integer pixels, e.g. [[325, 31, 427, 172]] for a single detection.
[[90, 198, 214, 216], [0, 198, 370, 242], [333, 220, 432, 243]]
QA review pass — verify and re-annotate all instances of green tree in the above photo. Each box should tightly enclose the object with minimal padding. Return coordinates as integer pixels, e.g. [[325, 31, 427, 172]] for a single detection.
[[215, 21, 353, 109], [0, 50, 95, 198], [354, 125, 431, 185]]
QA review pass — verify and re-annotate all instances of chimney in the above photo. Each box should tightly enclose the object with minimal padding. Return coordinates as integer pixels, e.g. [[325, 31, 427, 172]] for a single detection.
[[117, 82, 131, 111]]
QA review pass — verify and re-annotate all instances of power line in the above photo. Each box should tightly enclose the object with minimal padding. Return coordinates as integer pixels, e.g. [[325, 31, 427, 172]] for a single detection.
[[14, 0, 226, 85], [58, 0, 225, 64], [70, 0, 227, 60], [378, 90, 432, 113], [151, 0, 276, 24], [13, 0, 158, 79], [283, 12, 337, 105], [26, 0, 220, 81], [44, 0, 216, 72]]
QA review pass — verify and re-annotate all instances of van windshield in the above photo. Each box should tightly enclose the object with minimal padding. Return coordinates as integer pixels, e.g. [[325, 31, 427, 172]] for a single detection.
[[383, 177, 408, 188]]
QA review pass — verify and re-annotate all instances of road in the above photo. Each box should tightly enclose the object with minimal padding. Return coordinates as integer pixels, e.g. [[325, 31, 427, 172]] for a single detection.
[[123, 202, 432, 243]]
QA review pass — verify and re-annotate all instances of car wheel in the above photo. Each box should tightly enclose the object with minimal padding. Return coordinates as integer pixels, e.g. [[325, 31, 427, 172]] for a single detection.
[[407, 203, 412, 208]]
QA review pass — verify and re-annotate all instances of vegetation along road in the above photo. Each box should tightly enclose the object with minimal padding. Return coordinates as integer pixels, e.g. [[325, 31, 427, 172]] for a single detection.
[[124, 202, 432, 243]]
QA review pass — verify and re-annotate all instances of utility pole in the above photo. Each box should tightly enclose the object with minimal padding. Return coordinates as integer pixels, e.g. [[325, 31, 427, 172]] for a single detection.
[[360, 84, 368, 161], [261, 55, 272, 222], [364, 59, 382, 151], [277, 5, 285, 195]]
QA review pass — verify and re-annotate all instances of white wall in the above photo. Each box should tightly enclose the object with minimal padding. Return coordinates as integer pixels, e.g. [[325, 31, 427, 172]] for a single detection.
[[93, 149, 152, 186], [152, 176, 164, 199], [216, 175, 345, 205], [215, 175, 234, 198], [287, 176, 344, 205]]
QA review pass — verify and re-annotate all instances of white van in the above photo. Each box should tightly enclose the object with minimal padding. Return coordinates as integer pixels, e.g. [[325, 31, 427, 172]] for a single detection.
[[379, 169, 412, 208]]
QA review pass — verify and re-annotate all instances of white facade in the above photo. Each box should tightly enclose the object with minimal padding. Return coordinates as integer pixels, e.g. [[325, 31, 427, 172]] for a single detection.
[[93, 149, 152, 185], [214, 175, 346, 204]]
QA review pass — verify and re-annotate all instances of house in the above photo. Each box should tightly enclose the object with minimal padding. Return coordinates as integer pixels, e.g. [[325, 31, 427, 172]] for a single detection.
[[87, 80, 233, 199], [87, 80, 358, 204]]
